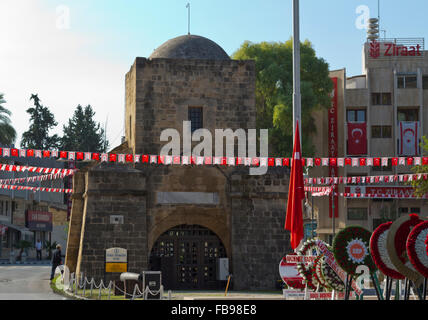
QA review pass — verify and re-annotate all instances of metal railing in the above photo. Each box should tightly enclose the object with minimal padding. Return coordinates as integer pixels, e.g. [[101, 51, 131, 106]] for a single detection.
[[57, 272, 169, 300]]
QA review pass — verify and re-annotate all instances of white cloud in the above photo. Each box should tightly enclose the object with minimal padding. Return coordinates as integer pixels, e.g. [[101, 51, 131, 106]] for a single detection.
[[0, 0, 128, 149]]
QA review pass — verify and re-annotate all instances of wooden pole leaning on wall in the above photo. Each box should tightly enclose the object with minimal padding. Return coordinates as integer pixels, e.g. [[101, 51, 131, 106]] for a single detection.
[[224, 275, 232, 297]]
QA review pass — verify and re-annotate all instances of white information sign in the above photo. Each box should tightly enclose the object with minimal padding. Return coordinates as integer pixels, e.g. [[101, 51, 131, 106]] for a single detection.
[[106, 247, 127, 263]]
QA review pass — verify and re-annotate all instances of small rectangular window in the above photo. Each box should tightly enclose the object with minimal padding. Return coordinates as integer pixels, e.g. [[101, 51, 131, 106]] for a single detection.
[[372, 158, 392, 173], [372, 126, 392, 138], [397, 108, 419, 122], [397, 75, 418, 89], [347, 208, 368, 220], [406, 76, 417, 88], [381, 93, 392, 105], [399, 207, 409, 215], [372, 93, 392, 105], [188, 107, 203, 133], [423, 76, 428, 89], [347, 109, 366, 122]]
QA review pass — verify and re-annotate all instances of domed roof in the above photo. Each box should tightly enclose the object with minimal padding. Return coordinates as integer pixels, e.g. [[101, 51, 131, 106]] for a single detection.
[[149, 35, 230, 60]]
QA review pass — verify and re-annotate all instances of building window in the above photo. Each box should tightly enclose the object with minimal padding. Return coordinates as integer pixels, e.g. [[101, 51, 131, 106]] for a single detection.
[[347, 109, 366, 122], [397, 75, 417, 89], [372, 158, 392, 173], [372, 93, 392, 105], [423, 76, 428, 89], [410, 207, 421, 214], [400, 207, 420, 215], [347, 208, 368, 220], [373, 219, 385, 231], [397, 108, 419, 122], [188, 107, 203, 133], [371, 126, 392, 138], [399, 207, 408, 216]]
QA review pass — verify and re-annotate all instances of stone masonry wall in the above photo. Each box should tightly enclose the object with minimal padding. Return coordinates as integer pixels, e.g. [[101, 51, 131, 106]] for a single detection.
[[75, 164, 147, 283], [125, 58, 256, 155], [230, 167, 291, 290], [138, 165, 231, 257]]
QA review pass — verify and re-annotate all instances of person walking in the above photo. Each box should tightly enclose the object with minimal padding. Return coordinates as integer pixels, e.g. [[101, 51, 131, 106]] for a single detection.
[[50, 244, 62, 281], [35, 239, 42, 261]]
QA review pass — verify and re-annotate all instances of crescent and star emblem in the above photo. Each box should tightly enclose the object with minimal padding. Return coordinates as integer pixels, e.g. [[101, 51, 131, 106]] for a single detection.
[[351, 128, 363, 144]]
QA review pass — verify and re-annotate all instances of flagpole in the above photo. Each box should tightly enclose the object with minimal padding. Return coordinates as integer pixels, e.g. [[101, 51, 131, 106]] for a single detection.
[[293, 0, 302, 147], [292, 0, 302, 251]]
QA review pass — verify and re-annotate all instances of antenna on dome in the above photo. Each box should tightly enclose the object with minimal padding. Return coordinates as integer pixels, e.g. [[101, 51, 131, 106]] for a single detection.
[[186, 3, 191, 35]]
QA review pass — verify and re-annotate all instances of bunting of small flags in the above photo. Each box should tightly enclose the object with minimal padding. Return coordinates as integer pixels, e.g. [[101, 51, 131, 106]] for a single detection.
[[0, 170, 75, 185], [0, 184, 72, 194], [304, 186, 333, 197], [1, 147, 428, 168], [305, 173, 428, 186], [308, 192, 428, 199], [0, 164, 74, 175]]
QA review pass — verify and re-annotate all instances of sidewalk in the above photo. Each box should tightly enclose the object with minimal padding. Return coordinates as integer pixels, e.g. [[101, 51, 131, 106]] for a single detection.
[[0, 259, 51, 265]]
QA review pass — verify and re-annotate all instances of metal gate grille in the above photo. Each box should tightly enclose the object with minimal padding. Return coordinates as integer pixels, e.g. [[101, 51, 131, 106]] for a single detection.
[[149, 225, 227, 290]]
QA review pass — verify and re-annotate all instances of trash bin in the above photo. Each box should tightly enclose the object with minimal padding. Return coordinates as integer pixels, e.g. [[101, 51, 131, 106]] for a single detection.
[[119, 272, 143, 299], [142, 271, 162, 300]]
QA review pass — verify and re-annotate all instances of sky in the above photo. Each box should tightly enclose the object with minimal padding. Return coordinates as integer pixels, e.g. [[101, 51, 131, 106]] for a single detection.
[[1, 0, 428, 150]]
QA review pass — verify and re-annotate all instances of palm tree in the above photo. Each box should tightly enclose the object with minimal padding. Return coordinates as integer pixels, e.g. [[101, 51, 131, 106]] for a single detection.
[[0, 93, 16, 145]]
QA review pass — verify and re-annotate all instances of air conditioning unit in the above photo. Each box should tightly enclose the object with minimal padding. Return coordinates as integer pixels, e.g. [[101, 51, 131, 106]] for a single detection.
[[216, 258, 229, 281]]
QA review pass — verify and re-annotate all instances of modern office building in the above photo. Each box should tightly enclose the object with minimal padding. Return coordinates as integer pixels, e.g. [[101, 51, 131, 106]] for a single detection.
[[311, 37, 428, 244]]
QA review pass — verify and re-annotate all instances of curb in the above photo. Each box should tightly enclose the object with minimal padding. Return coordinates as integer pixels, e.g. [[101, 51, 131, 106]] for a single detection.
[[0, 261, 51, 265], [50, 279, 88, 300]]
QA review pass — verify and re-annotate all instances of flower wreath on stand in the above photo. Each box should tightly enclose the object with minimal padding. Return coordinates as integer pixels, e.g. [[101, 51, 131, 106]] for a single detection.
[[406, 220, 428, 278], [370, 222, 405, 280], [426, 233, 428, 257], [333, 226, 377, 276], [313, 254, 329, 290], [320, 256, 346, 292], [296, 239, 322, 291]]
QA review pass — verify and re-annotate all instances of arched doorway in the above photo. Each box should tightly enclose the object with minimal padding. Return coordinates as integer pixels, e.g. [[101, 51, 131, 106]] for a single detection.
[[149, 224, 227, 290]]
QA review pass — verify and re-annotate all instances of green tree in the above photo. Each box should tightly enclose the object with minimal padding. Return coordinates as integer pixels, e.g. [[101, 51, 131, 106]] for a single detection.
[[232, 39, 333, 157], [0, 93, 17, 145], [411, 136, 428, 196], [21, 94, 61, 149], [61, 104, 108, 152]]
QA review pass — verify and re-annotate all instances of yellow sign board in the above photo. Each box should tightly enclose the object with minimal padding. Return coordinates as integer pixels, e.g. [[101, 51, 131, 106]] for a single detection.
[[105, 263, 127, 273]]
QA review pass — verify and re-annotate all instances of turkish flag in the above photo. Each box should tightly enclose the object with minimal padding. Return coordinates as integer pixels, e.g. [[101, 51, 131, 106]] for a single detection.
[[285, 121, 305, 250], [347, 122, 367, 155], [399, 121, 419, 156]]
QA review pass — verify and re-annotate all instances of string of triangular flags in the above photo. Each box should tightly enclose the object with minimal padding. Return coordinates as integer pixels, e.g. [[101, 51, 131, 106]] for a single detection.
[[305, 186, 428, 199], [0, 170, 76, 185], [1, 147, 428, 167], [0, 164, 76, 194], [0, 184, 72, 194], [305, 173, 428, 185], [0, 164, 74, 175]]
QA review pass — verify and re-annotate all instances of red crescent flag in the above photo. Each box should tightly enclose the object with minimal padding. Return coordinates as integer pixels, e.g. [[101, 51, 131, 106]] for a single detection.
[[347, 122, 367, 155], [285, 121, 305, 250]]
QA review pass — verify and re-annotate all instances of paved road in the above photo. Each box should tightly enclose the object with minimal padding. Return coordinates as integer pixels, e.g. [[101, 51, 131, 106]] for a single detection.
[[0, 265, 68, 300]]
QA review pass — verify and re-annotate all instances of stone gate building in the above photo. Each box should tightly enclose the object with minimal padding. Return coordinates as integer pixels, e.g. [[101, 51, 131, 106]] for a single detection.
[[65, 35, 291, 290]]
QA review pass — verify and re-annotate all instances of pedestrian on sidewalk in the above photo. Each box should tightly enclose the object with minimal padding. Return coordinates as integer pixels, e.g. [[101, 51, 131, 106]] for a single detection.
[[35, 239, 42, 261], [50, 244, 62, 281]]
